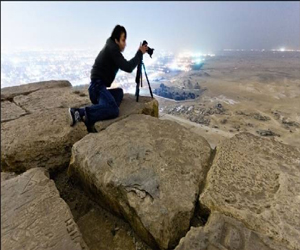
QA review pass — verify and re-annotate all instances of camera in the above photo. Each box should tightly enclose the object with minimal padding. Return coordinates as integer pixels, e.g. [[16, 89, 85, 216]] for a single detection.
[[142, 40, 154, 58]]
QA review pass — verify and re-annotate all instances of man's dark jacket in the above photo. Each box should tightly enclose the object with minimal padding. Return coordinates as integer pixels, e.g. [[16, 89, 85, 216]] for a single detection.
[[90, 37, 143, 87]]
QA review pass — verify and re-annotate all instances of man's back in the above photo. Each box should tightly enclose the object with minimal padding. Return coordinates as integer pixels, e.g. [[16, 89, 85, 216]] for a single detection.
[[91, 37, 142, 87], [91, 38, 119, 87]]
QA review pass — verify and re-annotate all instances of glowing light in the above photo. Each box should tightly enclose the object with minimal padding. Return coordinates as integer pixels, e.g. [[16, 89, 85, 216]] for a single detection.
[[194, 59, 202, 64], [169, 63, 179, 70], [10, 57, 23, 64], [280, 47, 285, 52]]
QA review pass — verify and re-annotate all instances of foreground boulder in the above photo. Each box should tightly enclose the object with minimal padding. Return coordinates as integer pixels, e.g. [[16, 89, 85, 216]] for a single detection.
[[1, 108, 88, 173], [68, 114, 212, 249], [200, 132, 300, 250], [1, 168, 88, 250], [175, 212, 289, 250], [1, 82, 158, 173]]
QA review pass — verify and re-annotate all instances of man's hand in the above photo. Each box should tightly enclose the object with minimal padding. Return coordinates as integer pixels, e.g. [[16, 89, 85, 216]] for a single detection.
[[139, 43, 148, 54]]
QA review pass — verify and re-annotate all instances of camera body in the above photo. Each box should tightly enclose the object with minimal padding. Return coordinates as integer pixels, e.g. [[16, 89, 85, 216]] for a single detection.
[[142, 40, 154, 58]]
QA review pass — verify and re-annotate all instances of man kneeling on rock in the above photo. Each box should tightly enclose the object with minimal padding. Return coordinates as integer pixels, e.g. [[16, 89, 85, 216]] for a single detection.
[[68, 24, 148, 133]]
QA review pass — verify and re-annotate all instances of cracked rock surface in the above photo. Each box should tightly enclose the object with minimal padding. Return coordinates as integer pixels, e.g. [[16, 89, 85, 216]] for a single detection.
[[1, 80, 72, 101], [68, 114, 212, 250], [1, 100, 27, 122], [1, 168, 88, 250], [175, 212, 289, 250], [1, 82, 158, 174], [200, 132, 300, 250]]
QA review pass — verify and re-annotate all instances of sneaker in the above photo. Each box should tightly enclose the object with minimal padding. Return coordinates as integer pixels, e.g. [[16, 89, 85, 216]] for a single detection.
[[68, 108, 82, 126]]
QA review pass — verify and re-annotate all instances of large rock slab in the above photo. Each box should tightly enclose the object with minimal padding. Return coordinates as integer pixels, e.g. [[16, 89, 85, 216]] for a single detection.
[[175, 212, 289, 250], [1, 100, 27, 122], [13, 87, 158, 120], [68, 114, 212, 249], [200, 132, 300, 250], [1, 108, 88, 173], [13, 87, 91, 113], [1, 168, 88, 250], [1, 91, 158, 174], [1, 80, 72, 101]]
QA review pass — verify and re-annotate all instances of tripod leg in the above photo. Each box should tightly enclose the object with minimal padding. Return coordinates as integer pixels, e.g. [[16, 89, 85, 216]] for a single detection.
[[135, 62, 142, 102], [136, 83, 139, 102], [142, 63, 154, 98]]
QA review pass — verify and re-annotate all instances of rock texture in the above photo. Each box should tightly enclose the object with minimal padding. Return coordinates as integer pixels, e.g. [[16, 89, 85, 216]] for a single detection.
[[1, 171, 16, 182], [200, 132, 300, 250], [175, 212, 289, 250], [1, 82, 158, 174], [13, 87, 91, 113], [1, 168, 88, 250], [1, 100, 27, 122], [94, 95, 159, 132], [54, 168, 152, 250], [68, 114, 212, 250], [77, 209, 138, 250], [1, 80, 72, 101], [1, 108, 88, 173]]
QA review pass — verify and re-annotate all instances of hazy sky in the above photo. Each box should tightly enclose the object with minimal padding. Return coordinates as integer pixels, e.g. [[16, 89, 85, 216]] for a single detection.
[[1, 1, 299, 54]]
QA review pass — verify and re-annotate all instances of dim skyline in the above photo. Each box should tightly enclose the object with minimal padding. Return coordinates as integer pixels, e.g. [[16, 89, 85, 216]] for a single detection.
[[1, 1, 300, 55]]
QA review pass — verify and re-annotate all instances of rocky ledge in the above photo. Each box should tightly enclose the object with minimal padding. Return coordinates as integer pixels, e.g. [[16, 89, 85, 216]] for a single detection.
[[1, 81, 158, 174], [1, 80, 300, 250]]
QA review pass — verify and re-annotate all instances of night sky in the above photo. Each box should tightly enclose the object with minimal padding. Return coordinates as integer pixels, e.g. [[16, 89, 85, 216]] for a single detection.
[[1, 1, 299, 54]]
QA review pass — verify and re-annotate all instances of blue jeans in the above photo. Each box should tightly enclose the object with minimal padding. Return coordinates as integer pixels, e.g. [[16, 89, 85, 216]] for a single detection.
[[84, 79, 123, 126]]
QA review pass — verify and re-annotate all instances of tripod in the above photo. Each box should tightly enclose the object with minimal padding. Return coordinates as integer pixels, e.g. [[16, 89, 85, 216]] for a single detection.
[[135, 57, 153, 102]]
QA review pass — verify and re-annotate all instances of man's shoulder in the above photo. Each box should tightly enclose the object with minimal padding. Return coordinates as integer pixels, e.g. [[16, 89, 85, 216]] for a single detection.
[[106, 37, 119, 51]]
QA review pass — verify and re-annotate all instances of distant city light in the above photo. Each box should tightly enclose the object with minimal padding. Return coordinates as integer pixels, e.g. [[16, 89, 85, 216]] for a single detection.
[[224, 48, 299, 52], [6, 46, 299, 89], [194, 59, 202, 64], [169, 62, 180, 70]]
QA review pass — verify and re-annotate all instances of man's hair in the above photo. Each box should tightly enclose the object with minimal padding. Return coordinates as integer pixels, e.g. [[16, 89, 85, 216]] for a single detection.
[[110, 25, 127, 42]]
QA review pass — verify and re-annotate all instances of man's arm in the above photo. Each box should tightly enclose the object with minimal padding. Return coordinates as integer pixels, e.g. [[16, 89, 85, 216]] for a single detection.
[[111, 47, 143, 73]]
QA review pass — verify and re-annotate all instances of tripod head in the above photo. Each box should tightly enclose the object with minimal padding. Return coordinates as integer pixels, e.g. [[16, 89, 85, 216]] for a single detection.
[[142, 40, 154, 58]]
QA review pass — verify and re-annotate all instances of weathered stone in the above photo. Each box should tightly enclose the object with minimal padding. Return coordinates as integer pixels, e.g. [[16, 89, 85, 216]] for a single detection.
[[1, 80, 72, 101], [94, 95, 159, 132], [77, 209, 136, 250], [1, 92, 158, 174], [1, 168, 88, 250], [13, 87, 91, 113], [175, 212, 289, 250], [1, 108, 88, 173], [1, 100, 27, 122], [53, 168, 153, 250], [256, 129, 279, 137], [68, 114, 212, 250], [200, 132, 300, 250], [1, 171, 16, 182], [282, 118, 300, 128], [253, 113, 271, 121]]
